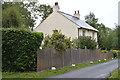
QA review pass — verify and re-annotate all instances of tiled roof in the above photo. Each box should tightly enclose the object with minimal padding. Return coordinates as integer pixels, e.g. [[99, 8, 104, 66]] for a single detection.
[[58, 11, 98, 32]]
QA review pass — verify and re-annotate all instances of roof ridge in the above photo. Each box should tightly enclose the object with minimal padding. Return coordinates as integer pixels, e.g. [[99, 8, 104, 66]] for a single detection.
[[58, 11, 79, 19], [58, 11, 98, 32]]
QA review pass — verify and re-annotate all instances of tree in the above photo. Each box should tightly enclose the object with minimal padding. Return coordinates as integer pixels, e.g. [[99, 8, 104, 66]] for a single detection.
[[85, 12, 98, 29], [37, 4, 53, 22], [42, 30, 72, 51], [85, 12, 115, 50], [23, 2, 53, 22], [117, 26, 120, 49], [2, 2, 53, 30], [2, 6, 25, 28], [97, 24, 113, 50], [110, 29, 118, 49], [74, 36, 97, 49], [2, 2, 34, 29]]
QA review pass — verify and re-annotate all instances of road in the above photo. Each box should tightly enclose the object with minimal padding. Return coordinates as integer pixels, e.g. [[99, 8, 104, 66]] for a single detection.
[[49, 59, 118, 78]]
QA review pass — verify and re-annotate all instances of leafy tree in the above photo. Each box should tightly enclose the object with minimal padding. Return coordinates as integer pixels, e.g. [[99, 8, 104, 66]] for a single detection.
[[85, 12, 98, 29], [85, 12, 115, 50], [108, 28, 118, 50], [117, 26, 120, 49], [97, 24, 113, 50], [37, 4, 53, 22], [2, 6, 25, 28], [2, 2, 34, 29], [2, 2, 53, 30], [75, 36, 97, 49], [23, 2, 53, 24], [42, 30, 72, 51]]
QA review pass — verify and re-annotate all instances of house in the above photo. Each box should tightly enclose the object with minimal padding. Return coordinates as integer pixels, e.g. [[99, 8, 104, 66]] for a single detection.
[[35, 2, 98, 41]]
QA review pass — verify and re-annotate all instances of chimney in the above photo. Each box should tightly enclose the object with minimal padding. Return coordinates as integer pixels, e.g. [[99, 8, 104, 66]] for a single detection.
[[74, 11, 76, 14], [55, 2, 58, 5], [53, 2, 60, 12], [74, 10, 80, 19]]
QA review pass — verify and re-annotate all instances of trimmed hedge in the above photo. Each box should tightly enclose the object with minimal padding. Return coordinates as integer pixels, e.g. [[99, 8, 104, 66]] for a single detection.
[[2, 28, 43, 72]]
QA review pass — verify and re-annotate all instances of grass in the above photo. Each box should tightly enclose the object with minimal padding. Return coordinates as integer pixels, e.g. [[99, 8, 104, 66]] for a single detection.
[[109, 69, 120, 78], [2, 57, 119, 78]]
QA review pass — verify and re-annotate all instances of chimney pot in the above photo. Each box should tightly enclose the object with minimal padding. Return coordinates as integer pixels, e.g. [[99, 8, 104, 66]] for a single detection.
[[78, 10, 79, 14], [55, 2, 58, 5], [75, 11, 76, 14], [74, 10, 80, 19], [53, 2, 60, 12]]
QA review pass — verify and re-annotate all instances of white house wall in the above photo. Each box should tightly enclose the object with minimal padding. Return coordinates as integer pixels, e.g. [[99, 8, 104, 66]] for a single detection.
[[78, 29, 97, 41], [35, 11, 78, 39]]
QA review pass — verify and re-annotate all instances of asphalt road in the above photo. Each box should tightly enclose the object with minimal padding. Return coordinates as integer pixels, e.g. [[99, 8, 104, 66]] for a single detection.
[[49, 59, 118, 78]]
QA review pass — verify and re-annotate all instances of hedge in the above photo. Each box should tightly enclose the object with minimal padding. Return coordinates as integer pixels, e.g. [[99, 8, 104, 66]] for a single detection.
[[2, 28, 43, 72], [76, 36, 97, 49]]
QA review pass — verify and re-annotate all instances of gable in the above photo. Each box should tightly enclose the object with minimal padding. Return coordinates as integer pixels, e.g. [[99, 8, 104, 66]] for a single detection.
[[35, 11, 79, 39]]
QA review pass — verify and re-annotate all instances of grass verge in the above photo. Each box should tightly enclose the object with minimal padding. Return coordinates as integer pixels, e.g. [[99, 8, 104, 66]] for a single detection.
[[109, 69, 120, 78], [2, 57, 119, 78]]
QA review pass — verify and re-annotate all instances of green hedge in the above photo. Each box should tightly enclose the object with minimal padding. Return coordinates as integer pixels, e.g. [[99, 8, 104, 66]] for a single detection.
[[2, 28, 43, 72], [75, 36, 97, 49]]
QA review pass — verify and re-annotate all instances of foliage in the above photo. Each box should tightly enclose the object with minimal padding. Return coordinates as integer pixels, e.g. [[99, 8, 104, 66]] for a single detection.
[[111, 29, 118, 49], [2, 2, 35, 30], [117, 26, 120, 49], [85, 12, 117, 50], [37, 4, 53, 22], [74, 36, 97, 49], [98, 26, 113, 50], [42, 30, 72, 51], [110, 50, 119, 58], [85, 12, 98, 29], [2, 2, 53, 30], [2, 28, 43, 72], [101, 50, 109, 53]]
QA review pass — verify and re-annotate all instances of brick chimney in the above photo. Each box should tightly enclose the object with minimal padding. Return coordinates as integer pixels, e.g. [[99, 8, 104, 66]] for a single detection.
[[53, 2, 60, 12], [74, 10, 80, 19]]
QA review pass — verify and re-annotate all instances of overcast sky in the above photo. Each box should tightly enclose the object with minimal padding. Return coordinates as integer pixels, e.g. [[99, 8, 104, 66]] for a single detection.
[[36, 0, 119, 29]]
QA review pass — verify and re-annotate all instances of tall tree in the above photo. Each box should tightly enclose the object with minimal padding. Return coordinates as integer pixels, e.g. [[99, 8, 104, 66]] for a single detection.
[[2, 2, 34, 29], [85, 12, 114, 50], [117, 26, 120, 49], [2, 6, 25, 28], [2, 2, 53, 30], [85, 12, 98, 29], [24, 2, 53, 22], [110, 28, 118, 49], [37, 4, 53, 22]]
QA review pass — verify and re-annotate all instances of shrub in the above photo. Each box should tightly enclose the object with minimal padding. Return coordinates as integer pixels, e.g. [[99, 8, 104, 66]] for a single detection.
[[75, 36, 97, 49], [2, 28, 43, 72], [110, 50, 119, 58], [42, 30, 72, 51], [101, 50, 109, 53]]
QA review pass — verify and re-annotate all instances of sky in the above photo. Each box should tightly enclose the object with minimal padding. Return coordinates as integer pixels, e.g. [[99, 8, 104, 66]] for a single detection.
[[36, 0, 119, 29]]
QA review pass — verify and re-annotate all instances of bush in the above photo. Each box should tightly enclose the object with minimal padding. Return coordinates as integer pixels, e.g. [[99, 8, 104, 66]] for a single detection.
[[42, 30, 72, 51], [101, 50, 109, 53], [2, 28, 43, 72], [74, 36, 97, 49], [110, 50, 119, 58]]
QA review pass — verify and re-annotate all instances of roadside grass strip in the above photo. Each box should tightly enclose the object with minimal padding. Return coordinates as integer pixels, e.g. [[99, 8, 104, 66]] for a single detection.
[[2, 57, 119, 78]]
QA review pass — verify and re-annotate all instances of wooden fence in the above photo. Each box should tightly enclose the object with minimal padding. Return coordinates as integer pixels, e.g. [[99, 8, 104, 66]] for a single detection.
[[37, 49, 113, 72]]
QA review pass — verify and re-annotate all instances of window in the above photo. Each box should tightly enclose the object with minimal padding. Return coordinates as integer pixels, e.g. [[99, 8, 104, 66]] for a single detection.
[[92, 32, 94, 38], [82, 30, 85, 36]]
